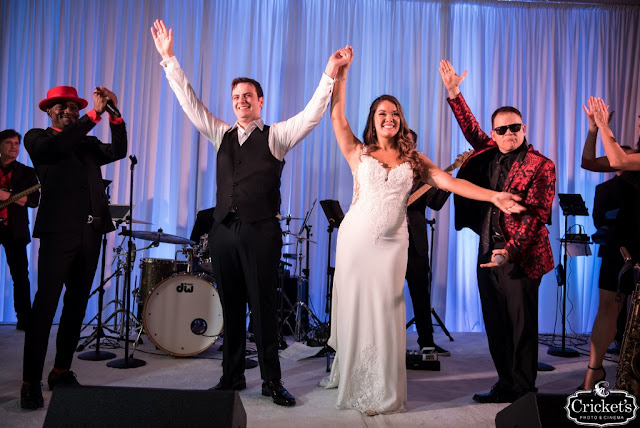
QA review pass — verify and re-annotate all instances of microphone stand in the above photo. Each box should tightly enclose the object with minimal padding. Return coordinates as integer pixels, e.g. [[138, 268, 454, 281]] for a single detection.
[[78, 185, 117, 361], [108, 155, 146, 369]]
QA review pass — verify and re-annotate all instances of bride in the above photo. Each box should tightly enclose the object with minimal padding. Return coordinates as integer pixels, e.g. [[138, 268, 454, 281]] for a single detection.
[[322, 46, 525, 415]]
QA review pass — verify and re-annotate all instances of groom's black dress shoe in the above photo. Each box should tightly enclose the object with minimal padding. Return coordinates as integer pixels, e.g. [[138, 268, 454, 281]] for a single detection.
[[472, 385, 520, 403], [210, 375, 246, 391], [262, 380, 296, 406]]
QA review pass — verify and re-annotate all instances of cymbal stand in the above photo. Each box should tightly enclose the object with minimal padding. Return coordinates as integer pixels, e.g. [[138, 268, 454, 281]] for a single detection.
[[276, 260, 294, 349], [108, 155, 146, 369], [99, 237, 150, 340], [291, 201, 327, 342]]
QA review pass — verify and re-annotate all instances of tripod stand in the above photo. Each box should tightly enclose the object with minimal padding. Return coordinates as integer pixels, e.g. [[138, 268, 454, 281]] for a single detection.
[[548, 193, 591, 358], [285, 201, 326, 342], [405, 217, 453, 342], [77, 183, 117, 361]]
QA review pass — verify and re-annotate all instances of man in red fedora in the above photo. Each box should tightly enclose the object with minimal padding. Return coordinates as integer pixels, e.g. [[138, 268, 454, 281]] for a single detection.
[[20, 85, 127, 409]]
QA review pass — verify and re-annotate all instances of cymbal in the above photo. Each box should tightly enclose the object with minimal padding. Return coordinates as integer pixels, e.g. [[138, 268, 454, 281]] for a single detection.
[[130, 218, 153, 225], [120, 229, 195, 245]]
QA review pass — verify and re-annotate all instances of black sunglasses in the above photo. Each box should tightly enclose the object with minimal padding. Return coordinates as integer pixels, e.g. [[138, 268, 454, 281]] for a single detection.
[[493, 123, 523, 135]]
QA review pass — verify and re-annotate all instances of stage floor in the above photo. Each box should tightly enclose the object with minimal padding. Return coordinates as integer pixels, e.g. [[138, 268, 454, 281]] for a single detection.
[[0, 325, 613, 427]]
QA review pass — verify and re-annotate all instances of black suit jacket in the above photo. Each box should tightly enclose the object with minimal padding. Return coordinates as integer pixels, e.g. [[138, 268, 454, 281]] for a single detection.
[[2, 161, 40, 242], [24, 114, 127, 237], [407, 183, 451, 257]]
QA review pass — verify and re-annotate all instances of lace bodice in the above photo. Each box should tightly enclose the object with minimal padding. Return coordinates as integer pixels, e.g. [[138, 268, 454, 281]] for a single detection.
[[348, 155, 413, 243]]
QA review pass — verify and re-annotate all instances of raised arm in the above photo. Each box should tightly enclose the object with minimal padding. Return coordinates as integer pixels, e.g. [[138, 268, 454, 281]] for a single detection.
[[269, 46, 353, 160], [439, 60, 467, 100], [151, 19, 230, 149], [329, 46, 361, 169], [581, 97, 616, 172], [440, 60, 492, 150], [592, 97, 640, 171], [418, 153, 524, 215]]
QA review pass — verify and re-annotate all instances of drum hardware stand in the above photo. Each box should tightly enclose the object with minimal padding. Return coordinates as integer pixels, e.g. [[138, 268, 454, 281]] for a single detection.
[[108, 155, 146, 369], [405, 218, 453, 342], [276, 260, 294, 348], [77, 183, 117, 361], [548, 194, 591, 358], [289, 201, 324, 342], [320, 200, 344, 371], [93, 238, 149, 341]]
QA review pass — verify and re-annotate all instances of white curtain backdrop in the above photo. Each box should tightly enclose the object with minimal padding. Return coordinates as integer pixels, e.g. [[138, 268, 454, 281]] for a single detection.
[[1, 0, 639, 336]]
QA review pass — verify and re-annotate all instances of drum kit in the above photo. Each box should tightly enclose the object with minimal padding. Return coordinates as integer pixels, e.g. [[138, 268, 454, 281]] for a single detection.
[[130, 230, 224, 357], [80, 205, 325, 360], [79, 227, 223, 358]]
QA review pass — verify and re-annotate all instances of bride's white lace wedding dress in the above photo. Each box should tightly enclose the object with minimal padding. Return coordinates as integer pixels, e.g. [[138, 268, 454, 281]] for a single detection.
[[322, 152, 412, 414]]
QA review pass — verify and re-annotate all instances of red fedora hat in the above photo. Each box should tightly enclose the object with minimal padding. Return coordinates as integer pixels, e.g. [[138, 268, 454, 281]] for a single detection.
[[39, 86, 88, 111]]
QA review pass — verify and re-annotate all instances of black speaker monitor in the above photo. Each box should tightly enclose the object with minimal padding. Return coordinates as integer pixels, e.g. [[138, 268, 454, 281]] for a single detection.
[[44, 385, 246, 428]]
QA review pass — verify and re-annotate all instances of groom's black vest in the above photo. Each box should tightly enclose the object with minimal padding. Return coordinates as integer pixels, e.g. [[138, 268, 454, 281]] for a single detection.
[[214, 125, 283, 223]]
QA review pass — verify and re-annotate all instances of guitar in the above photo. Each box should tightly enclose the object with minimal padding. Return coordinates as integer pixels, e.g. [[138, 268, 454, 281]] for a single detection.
[[0, 183, 41, 209], [407, 150, 474, 206]]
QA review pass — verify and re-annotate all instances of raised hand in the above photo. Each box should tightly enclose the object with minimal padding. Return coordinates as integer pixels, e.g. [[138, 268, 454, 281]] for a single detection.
[[326, 46, 353, 78], [151, 19, 175, 60], [591, 97, 611, 130], [491, 192, 525, 215], [92, 87, 117, 115], [439, 60, 468, 97], [582, 97, 597, 129]]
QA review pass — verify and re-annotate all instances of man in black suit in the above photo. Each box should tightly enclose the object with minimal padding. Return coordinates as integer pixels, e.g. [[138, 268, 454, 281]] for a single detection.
[[20, 85, 127, 410], [0, 129, 40, 331], [152, 19, 349, 406], [406, 183, 452, 356]]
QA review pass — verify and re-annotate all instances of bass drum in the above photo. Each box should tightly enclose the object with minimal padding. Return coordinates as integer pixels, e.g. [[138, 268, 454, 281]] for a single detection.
[[143, 273, 223, 356]]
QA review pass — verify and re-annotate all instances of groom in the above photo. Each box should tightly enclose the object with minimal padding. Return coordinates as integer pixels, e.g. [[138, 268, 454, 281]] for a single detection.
[[152, 19, 350, 406]]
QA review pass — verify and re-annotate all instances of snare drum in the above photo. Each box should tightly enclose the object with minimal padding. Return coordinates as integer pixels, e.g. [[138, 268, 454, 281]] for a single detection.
[[143, 273, 223, 356], [138, 258, 188, 302]]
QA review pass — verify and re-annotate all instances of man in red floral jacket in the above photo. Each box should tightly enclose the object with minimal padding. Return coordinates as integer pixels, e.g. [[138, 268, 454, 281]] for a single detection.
[[440, 60, 556, 403]]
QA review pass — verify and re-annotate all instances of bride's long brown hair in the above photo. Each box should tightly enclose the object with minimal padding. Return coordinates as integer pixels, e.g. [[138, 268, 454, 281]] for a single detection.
[[362, 95, 422, 179]]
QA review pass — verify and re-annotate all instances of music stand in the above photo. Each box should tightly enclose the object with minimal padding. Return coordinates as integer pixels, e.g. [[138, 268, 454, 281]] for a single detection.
[[319, 200, 344, 371], [548, 194, 591, 358], [109, 204, 131, 224]]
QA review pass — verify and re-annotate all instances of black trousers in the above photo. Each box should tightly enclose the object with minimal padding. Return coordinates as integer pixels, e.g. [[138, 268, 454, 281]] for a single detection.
[[209, 215, 282, 382], [476, 260, 540, 394], [23, 224, 102, 382], [0, 225, 32, 322], [405, 245, 433, 349]]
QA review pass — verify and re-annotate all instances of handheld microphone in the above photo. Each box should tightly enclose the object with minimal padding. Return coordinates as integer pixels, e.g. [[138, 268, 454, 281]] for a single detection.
[[494, 254, 506, 265], [105, 100, 121, 118]]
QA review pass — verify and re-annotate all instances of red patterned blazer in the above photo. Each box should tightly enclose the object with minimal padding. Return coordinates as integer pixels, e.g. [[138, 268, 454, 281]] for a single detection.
[[448, 94, 556, 279]]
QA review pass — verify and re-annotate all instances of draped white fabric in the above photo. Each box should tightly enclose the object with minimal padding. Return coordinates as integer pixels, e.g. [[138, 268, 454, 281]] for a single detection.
[[1, 0, 639, 335]]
